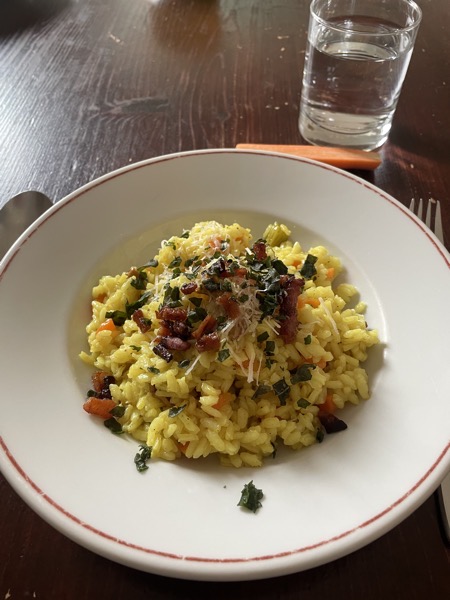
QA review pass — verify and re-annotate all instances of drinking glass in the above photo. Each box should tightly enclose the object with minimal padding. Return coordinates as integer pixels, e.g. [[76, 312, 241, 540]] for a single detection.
[[299, 0, 422, 150]]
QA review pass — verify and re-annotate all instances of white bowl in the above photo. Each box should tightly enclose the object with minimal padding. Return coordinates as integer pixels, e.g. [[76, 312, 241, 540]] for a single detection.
[[0, 149, 449, 581]]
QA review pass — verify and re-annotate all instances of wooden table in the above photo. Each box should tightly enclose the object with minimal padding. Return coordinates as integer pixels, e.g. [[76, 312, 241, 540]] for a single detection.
[[0, 0, 449, 596]]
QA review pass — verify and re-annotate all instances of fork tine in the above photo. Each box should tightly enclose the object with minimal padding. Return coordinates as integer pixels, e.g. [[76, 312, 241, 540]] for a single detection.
[[418, 197, 424, 221], [424, 199, 432, 230], [434, 200, 444, 244]]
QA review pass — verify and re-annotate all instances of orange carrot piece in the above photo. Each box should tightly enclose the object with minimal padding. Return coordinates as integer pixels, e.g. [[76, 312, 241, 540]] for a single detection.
[[319, 393, 336, 414], [235, 144, 381, 170], [178, 442, 189, 454], [83, 397, 117, 419], [306, 298, 320, 308], [96, 318, 116, 333], [213, 392, 233, 410], [327, 267, 335, 280]]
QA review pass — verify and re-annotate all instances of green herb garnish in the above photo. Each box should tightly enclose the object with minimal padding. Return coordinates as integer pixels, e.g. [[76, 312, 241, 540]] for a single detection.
[[300, 254, 318, 278], [169, 404, 186, 418], [238, 480, 264, 513], [290, 364, 316, 384], [134, 444, 152, 472], [252, 384, 271, 399], [109, 405, 126, 418], [297, 398, 311, 409], [272, 378, 290, 405], [104, 417, 123, 434], [217, 348, 230, 362], [304, 334, 312, 345], [130, 271, 148, 290]]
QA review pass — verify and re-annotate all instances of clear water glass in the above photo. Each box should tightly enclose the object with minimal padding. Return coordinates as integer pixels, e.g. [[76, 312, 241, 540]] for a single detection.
[[299, 0, 422, 150]]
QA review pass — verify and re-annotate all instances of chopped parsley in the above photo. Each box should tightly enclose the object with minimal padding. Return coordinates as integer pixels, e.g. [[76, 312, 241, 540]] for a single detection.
[[238, 480, 264, 513], [290, 364, 316, 384], [297, 398, 311, 409], [169, 404, 186, 418], [217, 348, 230, 362], [252, 384, 271, 399], [141, 258, 158, 268], [130, 271, 148, 290], [104, 417, 123, 434], [134, 444, 152, 472], [304, 334, 312, 345], [300, 254, 318, 278], [109, 405, 126, 418], [272, 378, 290, 405]]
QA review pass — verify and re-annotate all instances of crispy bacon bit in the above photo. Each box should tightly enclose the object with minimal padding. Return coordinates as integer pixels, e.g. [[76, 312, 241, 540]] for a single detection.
[[158, 323, 172, 337], [192, 314, 217, 339], [252, 240, 267, 261], [153, 343, 173, 362], [132, 309, 151, 333], [156, 306, 187, 322], [217, 292, 240, 320], [83, 397, 117, 419], [318, 413, 348, 434], [232, 267, 248, 278], [278, 276, 304, 343], [160, 336, 190, 351], [170, 320, 191, 339], [91, 372, 116, 398], [180, 282, 198, 295], [196, 332, 221, 352]]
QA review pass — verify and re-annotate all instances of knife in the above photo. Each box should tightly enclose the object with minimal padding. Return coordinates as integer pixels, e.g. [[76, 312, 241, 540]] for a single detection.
[[0, 191, 53, 258]]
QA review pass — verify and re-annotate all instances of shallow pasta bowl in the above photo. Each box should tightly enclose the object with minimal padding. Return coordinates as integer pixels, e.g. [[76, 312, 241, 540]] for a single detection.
[[0, 149, 448, 581]]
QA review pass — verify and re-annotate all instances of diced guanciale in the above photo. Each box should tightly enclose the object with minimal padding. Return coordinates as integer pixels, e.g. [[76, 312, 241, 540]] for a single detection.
[[196, 332, 220, 352], [278, 276, 304, 343]]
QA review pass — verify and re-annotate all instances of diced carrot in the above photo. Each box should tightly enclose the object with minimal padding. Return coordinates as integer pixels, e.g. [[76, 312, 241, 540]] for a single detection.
[[96, 318, 116, 334], [242, 359, 261, 371], [305, 356, 327, 369], [178, 442, 189, 454], [235, 144, 382, 170], [327, 267, 335, 280], [298, 296, 320, 309], [319, 393, 336, 414], [213, 392, 233, 410], [83, 397, 117, 419]]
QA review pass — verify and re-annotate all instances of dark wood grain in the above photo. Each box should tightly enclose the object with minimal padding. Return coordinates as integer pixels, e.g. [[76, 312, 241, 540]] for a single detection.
[[0, 0, 449, 597]]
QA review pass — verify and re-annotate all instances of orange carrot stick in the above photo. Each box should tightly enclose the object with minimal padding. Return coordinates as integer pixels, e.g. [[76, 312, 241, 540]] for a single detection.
[[96, 318, 116, 333], [319, 393, 336, 414], [213, 392, 233, 410], [236, 144, 381, 170]]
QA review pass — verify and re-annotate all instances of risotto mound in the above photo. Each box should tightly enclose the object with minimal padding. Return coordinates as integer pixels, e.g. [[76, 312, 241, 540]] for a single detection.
[[80, 221, 379, 468]]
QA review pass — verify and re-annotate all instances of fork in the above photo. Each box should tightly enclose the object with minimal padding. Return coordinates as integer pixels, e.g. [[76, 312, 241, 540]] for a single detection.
[[408, 198, 444, 244], [408, 197, 449, 544]]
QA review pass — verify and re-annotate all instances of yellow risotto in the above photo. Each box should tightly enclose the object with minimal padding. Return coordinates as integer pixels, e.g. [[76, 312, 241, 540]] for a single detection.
[[80, 221, 379, 468]]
